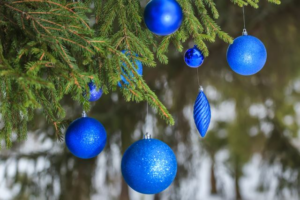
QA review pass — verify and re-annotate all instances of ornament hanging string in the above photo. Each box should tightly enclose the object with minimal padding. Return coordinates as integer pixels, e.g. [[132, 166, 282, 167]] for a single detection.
[[242, 6, 248, 35], [197, 67, 200, 87], [147, 101, 149, 118], [243, 6, 246, 29], [144, 78, 151, 139], [144, 103, 151, 139]]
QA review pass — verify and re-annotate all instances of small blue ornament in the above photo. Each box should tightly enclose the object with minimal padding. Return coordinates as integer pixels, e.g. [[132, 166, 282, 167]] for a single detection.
[[144, 0, 183, 36], [87, 82, 103, 102], [65, 112, 107, 159], [194, 87, 211, 137], [184, 45, 205, 68], [227, 30, 267, 76], [121, 135, 177, 194], [118, 50, 143, 87]]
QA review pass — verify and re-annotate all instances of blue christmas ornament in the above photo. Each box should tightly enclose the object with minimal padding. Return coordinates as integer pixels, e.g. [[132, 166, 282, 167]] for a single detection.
[[184, 45, 205, 68], [193, 87, 211, 137], [227, 30, 267, 76], [118, 50, 143, 87], [144, 0, 183, 36], [121, 134, 177, 194], [87, 81, 103, 102], [65, 112, 107, 159]]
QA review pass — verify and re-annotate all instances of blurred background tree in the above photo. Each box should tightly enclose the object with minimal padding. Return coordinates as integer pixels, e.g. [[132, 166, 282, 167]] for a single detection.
[[1, 0, 300, 200]]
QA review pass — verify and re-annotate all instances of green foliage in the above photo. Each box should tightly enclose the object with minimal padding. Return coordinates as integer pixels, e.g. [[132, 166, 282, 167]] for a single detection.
[[231, 0, 281, 8], [0, 0, 280, 147]]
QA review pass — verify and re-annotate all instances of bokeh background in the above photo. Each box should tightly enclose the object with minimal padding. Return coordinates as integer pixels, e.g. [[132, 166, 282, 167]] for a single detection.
[[1, 1, 300, 200]]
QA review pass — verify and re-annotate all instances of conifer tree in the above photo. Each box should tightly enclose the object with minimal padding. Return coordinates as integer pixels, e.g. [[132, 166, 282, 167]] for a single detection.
[[0, 0, 280, 147]]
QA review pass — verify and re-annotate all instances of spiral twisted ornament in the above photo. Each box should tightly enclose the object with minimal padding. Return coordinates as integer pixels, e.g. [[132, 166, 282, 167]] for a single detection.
[[193, 87, 211, 137]]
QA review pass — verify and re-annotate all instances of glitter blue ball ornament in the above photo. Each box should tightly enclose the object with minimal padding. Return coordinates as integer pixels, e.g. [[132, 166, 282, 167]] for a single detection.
[[121, 136, 177, 194], [144, 0, 183, 36], [65, 113, 107, 159], [194, 87, 211, 137], [227, 31, 267, 76], [118, 50, 143, 87], [87, 82, 103, 102], [184, 45, 205, 68]]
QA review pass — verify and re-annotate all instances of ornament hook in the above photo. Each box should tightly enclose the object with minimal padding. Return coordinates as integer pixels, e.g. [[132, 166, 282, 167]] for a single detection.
[[82, 111, 87, 117], [144, 132, 151, 140], [242, 29, 248, 36], [199, 86, 204, 91]]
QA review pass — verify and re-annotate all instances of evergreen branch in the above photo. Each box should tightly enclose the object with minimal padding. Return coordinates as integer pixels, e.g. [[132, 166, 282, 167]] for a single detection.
[[33, 90, 64, 140], [57, 43, 75, 69], [268, 0, 281, 4], [12, 0, 91, 29], [0, 0, 280, 145], [203, 0, 219, 19], [27, 12, 77, 18], [57, 37, 94, 53], [149, 95, 172, 122], [4, 4, 51, 34]]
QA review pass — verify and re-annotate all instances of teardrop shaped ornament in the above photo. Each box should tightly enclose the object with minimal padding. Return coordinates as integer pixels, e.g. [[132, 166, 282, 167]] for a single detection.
[[193, 87, 211, 137]]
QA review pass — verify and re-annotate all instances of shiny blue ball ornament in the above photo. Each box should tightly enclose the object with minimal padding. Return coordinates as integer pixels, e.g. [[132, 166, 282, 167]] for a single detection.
[[121, 135, 177, 194], [144, 0, 183, 36], [118, 50, 143, 86], [227, 30, 267, 76], [65, 113, 107, 159], [184, 45, 204, 68], [194, 87, 211, 137], [87, 82, 103, 102]]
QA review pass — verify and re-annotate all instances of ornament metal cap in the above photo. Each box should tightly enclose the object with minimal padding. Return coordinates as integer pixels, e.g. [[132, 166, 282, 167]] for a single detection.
[[143, 132, 151, 140], [242, 28, 248, 36], [199, 86, 204, 92], [82, 111, 87, 117]]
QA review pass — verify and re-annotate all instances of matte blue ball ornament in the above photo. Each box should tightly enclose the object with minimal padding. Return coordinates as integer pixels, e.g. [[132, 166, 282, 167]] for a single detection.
[[227, 29, 267, 76], [121, 134, 177, 194], [65, 112, 107, 159], [87, 81, 103, 102], [184, 45, 204, 68], [193, 86, 211, 137], [118, 50, 143, 87], [144, 0, 183, 36]]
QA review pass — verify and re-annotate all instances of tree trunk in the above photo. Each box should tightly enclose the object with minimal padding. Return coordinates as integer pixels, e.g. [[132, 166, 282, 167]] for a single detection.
[[119, 178, 130, 200], [119, 117, 133, 200], [234, 164, 242, 200], [154, 193, 160, 200], [210, 159, 217, 194], [59, 156, 97, 200]]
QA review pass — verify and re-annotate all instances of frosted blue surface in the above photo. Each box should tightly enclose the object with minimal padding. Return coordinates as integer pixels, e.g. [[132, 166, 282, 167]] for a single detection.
[[227, 35, 267, 76], [121, 139, 177, 194], [65, 117, 107, 159]]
